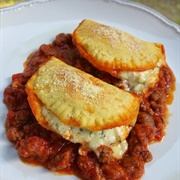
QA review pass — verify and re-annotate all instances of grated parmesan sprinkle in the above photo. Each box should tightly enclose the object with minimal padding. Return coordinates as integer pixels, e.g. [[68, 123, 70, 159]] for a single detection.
[[91, 25, 143, 52], [51, 66, 103, 100]]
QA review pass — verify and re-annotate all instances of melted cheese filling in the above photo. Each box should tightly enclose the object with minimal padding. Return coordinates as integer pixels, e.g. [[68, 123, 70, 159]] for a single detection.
[[42, 106, 130, 159], [116, 61, 163, 94]]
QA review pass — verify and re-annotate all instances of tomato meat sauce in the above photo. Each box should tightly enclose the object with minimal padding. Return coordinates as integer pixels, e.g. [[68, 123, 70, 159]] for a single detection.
[[3, 33, 175, 180]]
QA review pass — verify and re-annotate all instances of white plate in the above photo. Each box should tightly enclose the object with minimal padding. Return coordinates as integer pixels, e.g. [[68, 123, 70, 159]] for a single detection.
[[0, 0, 180, 180]]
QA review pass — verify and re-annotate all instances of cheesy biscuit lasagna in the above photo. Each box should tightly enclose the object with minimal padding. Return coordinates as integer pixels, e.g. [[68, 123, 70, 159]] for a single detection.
[[3, 20, 175, 180], [73, 20, 166, 95]]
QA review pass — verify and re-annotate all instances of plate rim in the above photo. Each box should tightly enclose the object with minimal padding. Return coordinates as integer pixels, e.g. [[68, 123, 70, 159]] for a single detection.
[[0, 0, 180, 33]]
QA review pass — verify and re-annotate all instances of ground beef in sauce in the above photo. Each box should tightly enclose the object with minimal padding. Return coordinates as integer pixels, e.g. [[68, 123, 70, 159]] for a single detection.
[[3, 33, 175, 180]]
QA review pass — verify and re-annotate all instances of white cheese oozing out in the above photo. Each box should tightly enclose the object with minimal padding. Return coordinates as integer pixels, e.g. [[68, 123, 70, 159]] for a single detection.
[[42, 106, 130, 159], [116, 61, 163, 94]]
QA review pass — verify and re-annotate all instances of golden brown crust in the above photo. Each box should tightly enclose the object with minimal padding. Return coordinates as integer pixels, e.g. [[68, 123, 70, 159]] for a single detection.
[[26, 75, 53, 132], [73, 19, 166, 77], [26, 57, 140, 131]]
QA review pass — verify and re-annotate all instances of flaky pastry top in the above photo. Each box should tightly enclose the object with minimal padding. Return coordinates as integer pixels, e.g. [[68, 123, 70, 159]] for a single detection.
[[26, 57, 140, 131]]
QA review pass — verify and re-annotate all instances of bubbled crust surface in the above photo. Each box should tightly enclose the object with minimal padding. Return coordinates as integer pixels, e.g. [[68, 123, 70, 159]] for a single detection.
[[26, 57, 140, 131], [73, 19, 165, 77]]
